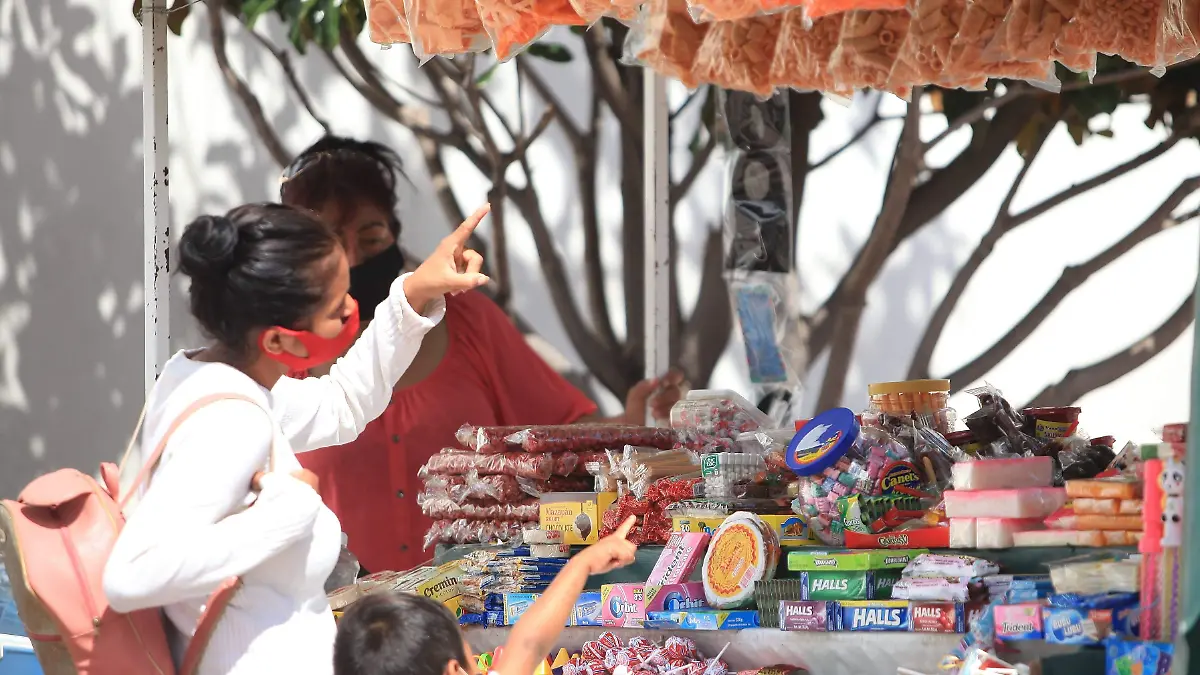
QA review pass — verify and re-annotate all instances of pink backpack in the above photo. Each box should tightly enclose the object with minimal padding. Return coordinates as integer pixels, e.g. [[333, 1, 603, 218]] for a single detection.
[[0, 393, 266, 675]]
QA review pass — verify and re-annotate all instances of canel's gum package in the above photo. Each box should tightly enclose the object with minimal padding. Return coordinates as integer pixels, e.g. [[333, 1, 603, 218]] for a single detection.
[[769, 12, 853, 97], [690, 15, 782, 98], [983, 0, 1096, 76], [944, 0, 1060, 90], [368, 0, 413, 44], [475, 0, 584, 61], [828, 9, 914, 99], [623, 0, 711, 88], [405, 0, 491, 62]]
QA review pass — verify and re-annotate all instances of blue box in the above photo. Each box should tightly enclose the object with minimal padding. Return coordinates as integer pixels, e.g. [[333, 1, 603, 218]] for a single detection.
[[1042, 607, 1112, 645], [0, 635, 42, 675], [571, 593, 602, 627], [837, 601, 911, 632], [503, 593, 540, 626], [644, 610, 759, 630]]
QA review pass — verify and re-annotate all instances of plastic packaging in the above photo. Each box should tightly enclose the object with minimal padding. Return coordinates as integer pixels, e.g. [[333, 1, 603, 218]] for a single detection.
[[1074, 498, 1143, 516], [623, 0, 711, 88], [943, 487, 1067, 519], [806, 0, 905, 19], [420, 448, 555, 480], [975, 518, 1045, 549], [684, 0, 793, 23], [985, 0, 1095, 74], [367, 0, 413, 44], [691, 16, 781, 98], [828, 10, 912, 95], [1021, 407, 1081, 441], [475, 0, 584, 61], [945, 0, 1059, 88], [702, 512, 779, 609], [868, 380, 950, 417], [672, 390, 773, 438], [888, 0, 985, 92], [420, 496, 540, 521], [324, 533, 362, 594], [769, 12, 850, 94], [1160, 0, 1200, 66], [963, 385, 1043, 457], [1060, 0, 1166, 67], [903, 552, 999, 578], [950, 518, 977, 548], [424, 519, 525, 549], [950, 456, 1055, 491], [1047, 556, 1140, 594], [620, 447, 701, 499], [891, 577, 973, 602], [507, 425, 677, 454], [457, 424, 524, 453], [404, 0, 490, 61], [421, 472, 527, 502], [1065, 478, 1141, 500]]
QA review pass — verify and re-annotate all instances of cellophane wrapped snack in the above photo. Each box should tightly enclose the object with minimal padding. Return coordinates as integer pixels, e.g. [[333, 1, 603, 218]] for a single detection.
[[829, 10, 912, 96], [1058, 0, 1164, 67], [945, 0, 1058, 86], [624, 0, 711, 87], [985, 0, 1096, 74], [769, 12, 852, 94], [368, 0, 413, 43], [671, 390, 773, 439], [420, 472, 526, 502], [807, 0, 906, 19], [888, 0, 987, 91], [475, 0, 584, 61], [424, 519, 525, 549], [1159, 0, 1200, 65], [685, 0, 793, 23], [419, 496, 540, 521], [419, 448, 555, 480], [691, 15, 782, 98], [405, 0, 490, 61], [505, 425, 677, 453], [457, 424, 523, 453]]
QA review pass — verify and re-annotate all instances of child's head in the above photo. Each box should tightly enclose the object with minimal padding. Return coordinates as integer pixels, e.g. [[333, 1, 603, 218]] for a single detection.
[[334, 592, 476, 675]]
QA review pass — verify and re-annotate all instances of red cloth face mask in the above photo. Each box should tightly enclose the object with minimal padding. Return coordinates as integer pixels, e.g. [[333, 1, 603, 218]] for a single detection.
[[260, 299, 361, 372]]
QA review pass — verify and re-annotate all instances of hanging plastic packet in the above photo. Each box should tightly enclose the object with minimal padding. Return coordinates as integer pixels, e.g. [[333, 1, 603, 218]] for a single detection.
[[983, 0, 1096, 75], [734, 283, 790, 385], [691, 15, 782, 98], [769, 12, 852, 97], [368, 0, 414, 44], [828, 10, 913, 98], [623, 0, 711, 88], [887, 0, 988, 93], [1159, 0, 1200, 66], [806, 0, 905, 20], [1058, 0, 1165, 69], [685, 0, 794, 24], [475, 0, 584, 61], [944, 0, 1060, 89], [405, 0, 491, 62]]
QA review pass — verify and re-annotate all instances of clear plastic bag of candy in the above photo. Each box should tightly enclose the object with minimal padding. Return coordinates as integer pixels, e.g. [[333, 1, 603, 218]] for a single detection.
[[1160, 0, 1200, 66], [671, 390, 773, 437], [506, 425, 677, 453], [983, 0, 1096, 75], [419, 496, 540, 520], [405, 0, 491, 61], [368, 0, 413, 44], [424, 518, 525, 549], [769, 12, 852, 95], [1058, 0, 1166, 68], [806, 0, 905, 19], [475, 0, 584, 61], [684, 0, 794, 23], [621, 447, 701, 499], [457, 424, 523, 453], [623, 0, 711, 88], [421, 472, 527, 502], [690, 15, 782, 98], [419, 448, 556, 480], [910, 426, 955, 494], [887, 0, 990, 92], [828, 10, 912, 97], [963, 384, 1044, 457], [944, 0, 1060, 88]]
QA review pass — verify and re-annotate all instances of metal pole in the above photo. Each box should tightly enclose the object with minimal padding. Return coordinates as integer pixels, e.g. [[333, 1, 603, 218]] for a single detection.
[[1179, 266, 1200, 672], [141, 0, 171, 394], [643, 72, 670, 403]]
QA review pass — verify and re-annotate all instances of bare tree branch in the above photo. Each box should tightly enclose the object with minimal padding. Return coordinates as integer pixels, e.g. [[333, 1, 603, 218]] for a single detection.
[[811, 100, 883, 171], [1026, 282, 1197, 407], [517, 58, 585, 146], [946, 176, 1200, 390], [818, 89, 926, 409], [582, 27, 639, 135], [789, 92, 825, 255], [575, 79, 620, 355], [206, 0, 290, 167], [678, 228, 732, 384], [907, 114, 1057, 379], [242, 24, 331, 135]]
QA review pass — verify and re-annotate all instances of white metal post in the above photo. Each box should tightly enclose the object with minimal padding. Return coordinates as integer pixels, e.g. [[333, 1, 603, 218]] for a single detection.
[[142, 0, 171, 394], [643, 72, 670, 414]]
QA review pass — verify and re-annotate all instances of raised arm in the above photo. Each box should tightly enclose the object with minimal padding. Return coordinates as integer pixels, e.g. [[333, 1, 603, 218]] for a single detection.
[[104, 400, 322, 612], [274, 205, 491, 452]]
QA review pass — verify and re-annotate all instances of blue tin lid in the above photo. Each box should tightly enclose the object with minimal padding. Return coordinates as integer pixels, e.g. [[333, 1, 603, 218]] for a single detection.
[[787, 408, 861, 476]]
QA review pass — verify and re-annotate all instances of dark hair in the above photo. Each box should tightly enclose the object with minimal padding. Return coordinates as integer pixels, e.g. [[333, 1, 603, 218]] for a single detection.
[[177, 203, 341, 353], [334, 593, 468, 675], [280, 136, 407, 237]]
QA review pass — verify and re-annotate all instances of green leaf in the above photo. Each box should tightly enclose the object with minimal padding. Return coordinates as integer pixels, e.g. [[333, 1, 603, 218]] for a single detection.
[[939, 87, 988, 126], [241, 0, 279, 27], [569, 25, 587, 35], [340, 0, 367, 40], [315, 0, 341, 49], [1096, 128, 1115, 138], [287, 0, 320, 52], [526, 42, 572, 63], [475, 62, 501, 87], [1067, 84, 1122, 121], [1066, 120, 1088, 145]]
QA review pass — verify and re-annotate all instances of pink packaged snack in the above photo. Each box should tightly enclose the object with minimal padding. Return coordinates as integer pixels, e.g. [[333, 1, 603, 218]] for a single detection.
[[507, 425, 678, 454], [944, 487, 1067, 519], [601, 583, 649, 627], [644, 582, 708, 612], [647, 532, 711, 585], [993, 603, 1044, 640], [950, 457, 1054, 491]]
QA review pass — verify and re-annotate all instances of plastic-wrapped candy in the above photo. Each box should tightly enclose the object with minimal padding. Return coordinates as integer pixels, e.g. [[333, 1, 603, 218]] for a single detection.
[[828, 10, 912, 96], [806, 0, 905, 19], [684, 0, 793, 23], [475, 0, 584, 61], [457, 424, 524, 454], [421, 472, 527, 503], [405, 0, 490, 61], [1160, 0, 1200, 66], [769, 13, 852, 95], [1058, 0, 1166, 67], [623, 0, 711, 88], [368, 0, 412, 44], [943, 0, 1059, 86], [423, 519, 525, 549], [888, 0, 987, 93], [690, 15, 782, 98], [985, 0, 1096, 74], [419, 448, 555, 480], [671, 390, 773, 438], [419, 496, 540, 521], [506, 425, 678, 453]]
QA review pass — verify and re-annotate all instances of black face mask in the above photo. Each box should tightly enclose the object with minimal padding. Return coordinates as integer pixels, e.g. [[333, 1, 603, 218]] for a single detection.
[[350, 245, 406, 321]]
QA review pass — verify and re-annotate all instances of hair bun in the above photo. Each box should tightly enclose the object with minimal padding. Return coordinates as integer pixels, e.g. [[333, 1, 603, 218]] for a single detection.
[[178, 214, 239, 280]]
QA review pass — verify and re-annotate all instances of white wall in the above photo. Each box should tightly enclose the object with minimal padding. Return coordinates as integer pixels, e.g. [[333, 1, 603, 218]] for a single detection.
[[0, 0, 1194, 498]]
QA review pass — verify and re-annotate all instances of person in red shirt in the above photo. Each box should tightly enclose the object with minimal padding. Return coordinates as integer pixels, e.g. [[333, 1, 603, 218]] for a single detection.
[[279, 137, 684, 573]]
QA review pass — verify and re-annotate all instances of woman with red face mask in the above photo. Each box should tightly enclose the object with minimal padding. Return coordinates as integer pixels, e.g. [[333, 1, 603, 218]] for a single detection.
[[102, 202, 489, 675], [279, 137, 685, 574]]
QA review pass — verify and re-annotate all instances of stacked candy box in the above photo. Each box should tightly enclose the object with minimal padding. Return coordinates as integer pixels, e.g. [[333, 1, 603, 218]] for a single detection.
[[1017, 477, 1145, 547], [767, 549, 928, 621], [944, 456, 1065, 548]]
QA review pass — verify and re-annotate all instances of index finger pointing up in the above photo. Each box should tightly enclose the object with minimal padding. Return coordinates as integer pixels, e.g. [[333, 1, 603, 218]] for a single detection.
[[449, 203, 492, 245], [614, 515, 637, 540]]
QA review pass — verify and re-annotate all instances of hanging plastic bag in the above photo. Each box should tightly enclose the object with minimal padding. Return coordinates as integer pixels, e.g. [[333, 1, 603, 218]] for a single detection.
[[944, 0, 1059, 89], [1058, 0, 1164, 68], [368, 0, 413, 44], [983, 0, 1096, 75], [769, 12, 850, 95], [692, 15, 782, 97], [887, 0, 988, 92], [686, 0, 795, 24], [476, 0, 585, 61], [623, 0, 711, 87], [829, 10, 912, 97], [807, 0, 906, 19], [406, 0, 491, 61], [1160, 0, 1200, 66]]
